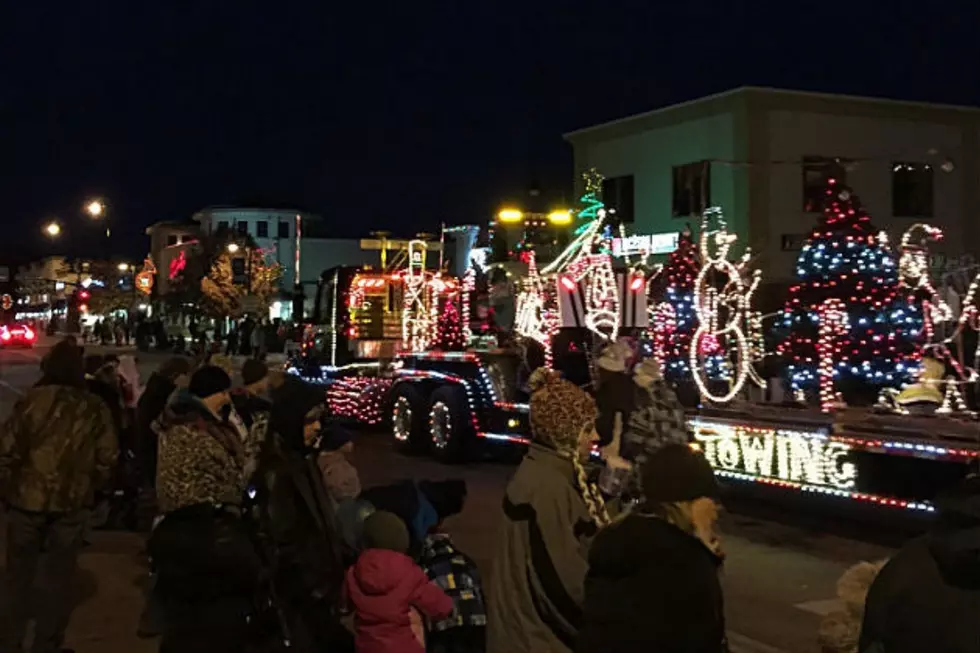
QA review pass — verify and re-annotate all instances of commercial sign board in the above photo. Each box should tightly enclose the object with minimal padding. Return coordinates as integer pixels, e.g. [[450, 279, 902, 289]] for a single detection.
[[612, 232, 679, 257]]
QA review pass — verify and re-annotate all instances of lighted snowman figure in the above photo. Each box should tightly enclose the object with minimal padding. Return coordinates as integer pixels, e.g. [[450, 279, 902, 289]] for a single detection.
[[688, 208, 765, 403]]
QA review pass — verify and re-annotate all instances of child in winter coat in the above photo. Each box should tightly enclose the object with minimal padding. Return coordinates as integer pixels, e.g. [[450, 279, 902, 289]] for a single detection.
[[318, 427, 362, 502], [419, 480, 487, 653], [346, 511, 453, 653]]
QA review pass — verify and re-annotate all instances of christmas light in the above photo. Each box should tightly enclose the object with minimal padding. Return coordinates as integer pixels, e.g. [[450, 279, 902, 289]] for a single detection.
[[689, 208, 765, 403], [461, 266, 475, 342], [780, 179, 922, 399], [817, 298, 849, 412], [693, 420, 856, 489]]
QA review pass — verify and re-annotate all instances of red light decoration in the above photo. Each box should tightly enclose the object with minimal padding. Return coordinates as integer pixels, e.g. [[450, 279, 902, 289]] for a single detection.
[[168, 250, 187, 280], [560, 276, 576, 291]]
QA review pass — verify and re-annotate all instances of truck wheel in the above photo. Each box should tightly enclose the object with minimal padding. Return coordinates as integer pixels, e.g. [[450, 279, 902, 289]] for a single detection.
[[428, 386, 473, 463], [391, 385, 426, 452]]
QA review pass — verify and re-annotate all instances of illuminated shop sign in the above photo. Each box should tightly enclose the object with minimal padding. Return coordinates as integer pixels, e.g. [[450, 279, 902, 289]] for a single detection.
[[691, 419, 857, 490], [612, 232, 679, 257]]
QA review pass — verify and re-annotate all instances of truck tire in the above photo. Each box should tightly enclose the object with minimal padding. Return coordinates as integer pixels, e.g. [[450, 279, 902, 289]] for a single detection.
[[391, 384, 426, 452], [428, 386, 473, 463]]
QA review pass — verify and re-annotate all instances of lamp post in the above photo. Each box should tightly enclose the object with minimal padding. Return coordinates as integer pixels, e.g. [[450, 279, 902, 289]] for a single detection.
[[43, 221, 62, 238]]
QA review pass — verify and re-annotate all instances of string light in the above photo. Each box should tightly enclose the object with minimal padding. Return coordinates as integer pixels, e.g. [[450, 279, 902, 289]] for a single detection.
[[780, 179, 922, 398], [817, 298, 849, 412], [692, 420, 856, 489], [689, 208, 765, 403], [461, 266, 475, 343]]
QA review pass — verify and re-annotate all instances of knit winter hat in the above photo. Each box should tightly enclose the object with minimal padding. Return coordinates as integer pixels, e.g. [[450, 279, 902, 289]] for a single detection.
[[633, 356, 663, 388], [597, 339, 632, 373], [188, 365, 232, 399], [362, 510, 410, 553], [241, 359, 268, 386], [641, 444, 720, 503], [528, 368, 597, 453]]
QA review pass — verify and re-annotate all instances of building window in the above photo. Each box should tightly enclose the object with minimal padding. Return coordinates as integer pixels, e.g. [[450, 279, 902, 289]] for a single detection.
[[256, 221, 269, 238], [803, 156, 850, 212], [892, 162, 933, 217], [236, 221, 249, 235], [217, 220, 229, 232], [166, 234, 178, 246], [602, 175, 635, 223], [278, 221, 290, 239], [672, 161, 711, 217], [231, 257, 246, 283]]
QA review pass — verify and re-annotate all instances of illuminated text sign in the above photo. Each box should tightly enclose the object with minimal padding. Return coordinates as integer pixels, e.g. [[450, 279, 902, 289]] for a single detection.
[[612, 232, 679, 257], [691, 420, 857, 489]]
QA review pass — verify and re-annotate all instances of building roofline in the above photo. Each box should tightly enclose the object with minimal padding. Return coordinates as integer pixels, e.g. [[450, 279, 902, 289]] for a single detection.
[[563, 86, 980, 142]]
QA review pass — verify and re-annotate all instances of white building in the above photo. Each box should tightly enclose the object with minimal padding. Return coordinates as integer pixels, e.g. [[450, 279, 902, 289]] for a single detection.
[[564, 87, 980, 289]]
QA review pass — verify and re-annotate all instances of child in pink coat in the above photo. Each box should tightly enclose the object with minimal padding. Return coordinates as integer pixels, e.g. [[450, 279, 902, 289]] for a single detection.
[[345, 511, 453, 653]]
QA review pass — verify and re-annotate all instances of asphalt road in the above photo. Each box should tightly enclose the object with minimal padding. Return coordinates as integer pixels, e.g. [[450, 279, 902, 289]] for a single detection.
[[0, 342, 906, 653]]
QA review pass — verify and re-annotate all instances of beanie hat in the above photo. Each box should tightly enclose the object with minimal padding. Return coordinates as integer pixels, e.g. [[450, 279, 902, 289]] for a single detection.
[[419, 479, 467, 522], [598, 340, 632, 373], [528, 368, 597, 453], [188, 365, 232, 399], [41, 341, 85, 387], [242, 359, 269, 386], [362, 510, 410, 554], [633, 356, 663, 388], [641, 444, 720, 503], [320, 425, 354, 452]]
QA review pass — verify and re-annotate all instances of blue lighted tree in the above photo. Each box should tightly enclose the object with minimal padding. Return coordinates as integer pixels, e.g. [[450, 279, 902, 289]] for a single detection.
[[778, 179, 923, 404], [650, 229, 701, 382]]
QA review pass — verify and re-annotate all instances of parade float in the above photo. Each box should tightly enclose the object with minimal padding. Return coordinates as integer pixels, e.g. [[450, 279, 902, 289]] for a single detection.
[[290, 172, 979, 514]]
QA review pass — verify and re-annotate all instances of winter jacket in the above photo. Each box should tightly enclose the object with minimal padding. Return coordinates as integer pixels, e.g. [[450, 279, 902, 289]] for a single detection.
[[345, 548, 454, 653], [0, 384, 117, 512], [231, 388, 272, 433], [859, 485, 980, 653], [149, 502, 263, 601], [577, 512, 727, 653], [421, 533, 487, 632], [135, 372, 176, 488], [252, 446, 345, 603], [251, 381, 346, 604], [486, 443, 598, 653], [318, 450, 361, 502], [156, 394, 247, 514], [594, 370, 634, 448]]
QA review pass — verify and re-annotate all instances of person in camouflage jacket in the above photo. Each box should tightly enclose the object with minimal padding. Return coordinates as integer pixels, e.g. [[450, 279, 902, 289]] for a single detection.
[[0, 340, 118, 653]]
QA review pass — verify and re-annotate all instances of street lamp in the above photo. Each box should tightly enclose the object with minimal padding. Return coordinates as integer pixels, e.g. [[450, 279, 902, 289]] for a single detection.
[[85, 199, 105, 218], [117, 262, 129, 272], [85, 198, 109, 239], [43, 221, 62, 238], [227, 243, 240, 254]]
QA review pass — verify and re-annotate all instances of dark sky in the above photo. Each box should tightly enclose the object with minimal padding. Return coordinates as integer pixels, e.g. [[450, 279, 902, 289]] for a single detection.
[[3, 1, 978, 262]]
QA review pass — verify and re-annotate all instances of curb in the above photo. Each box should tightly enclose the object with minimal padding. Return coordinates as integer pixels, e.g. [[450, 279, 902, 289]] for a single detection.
[[729, 631, 792, 653]]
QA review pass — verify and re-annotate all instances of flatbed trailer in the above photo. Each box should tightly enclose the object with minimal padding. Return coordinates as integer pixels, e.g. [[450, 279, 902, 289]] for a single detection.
[[691, 403, 979, 514]]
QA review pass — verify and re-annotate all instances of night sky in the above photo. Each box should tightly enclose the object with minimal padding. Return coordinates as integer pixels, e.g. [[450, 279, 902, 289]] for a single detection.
[[3, 1, 978, 262]]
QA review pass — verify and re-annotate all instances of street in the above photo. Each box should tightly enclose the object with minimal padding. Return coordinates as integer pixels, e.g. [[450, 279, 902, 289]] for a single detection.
[[0, 344, 901, 653]]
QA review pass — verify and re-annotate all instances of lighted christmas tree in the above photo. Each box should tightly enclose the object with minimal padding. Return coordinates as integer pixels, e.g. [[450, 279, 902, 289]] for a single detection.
[[575, 168, 605, 235], [779, 178, 923, 404], [650, 229, 700, 383], [435, 298, 466, 351]]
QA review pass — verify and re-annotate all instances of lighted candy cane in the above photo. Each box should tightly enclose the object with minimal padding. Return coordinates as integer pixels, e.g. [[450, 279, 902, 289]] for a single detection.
[[515, 251, 560, 364], [817, 298, 849, 412], [689, 208, 765, 403], [650, 302, 676, 373]]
